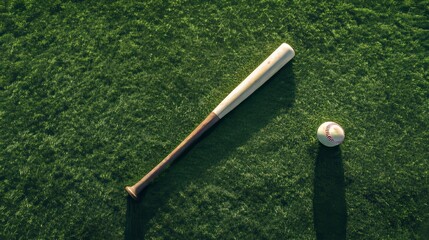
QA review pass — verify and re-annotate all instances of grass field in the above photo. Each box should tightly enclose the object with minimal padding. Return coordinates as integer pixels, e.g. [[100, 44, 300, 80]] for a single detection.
[[1, 0, 428, 239]]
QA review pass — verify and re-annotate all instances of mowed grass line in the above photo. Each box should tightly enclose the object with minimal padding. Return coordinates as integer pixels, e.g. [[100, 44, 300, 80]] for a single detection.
[[1, 0, 428, 239]]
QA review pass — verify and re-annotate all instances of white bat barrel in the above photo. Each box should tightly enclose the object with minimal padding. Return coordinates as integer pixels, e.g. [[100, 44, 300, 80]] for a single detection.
[[213, 43, 295, 119]]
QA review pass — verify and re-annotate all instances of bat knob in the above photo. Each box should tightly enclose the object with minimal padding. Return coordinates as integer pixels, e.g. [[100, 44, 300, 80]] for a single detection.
[[125, 186, 139, 200]]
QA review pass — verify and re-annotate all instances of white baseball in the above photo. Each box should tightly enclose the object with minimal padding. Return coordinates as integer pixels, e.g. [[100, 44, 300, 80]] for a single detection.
[[317, 122, 345, 147]]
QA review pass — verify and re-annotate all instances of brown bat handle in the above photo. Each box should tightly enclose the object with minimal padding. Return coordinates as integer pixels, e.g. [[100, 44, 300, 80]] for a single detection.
[[125, 112, 220, 199]]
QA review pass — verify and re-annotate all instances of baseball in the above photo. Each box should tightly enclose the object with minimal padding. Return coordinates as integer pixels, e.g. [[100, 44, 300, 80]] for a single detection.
[[317, 122, 345, 147]]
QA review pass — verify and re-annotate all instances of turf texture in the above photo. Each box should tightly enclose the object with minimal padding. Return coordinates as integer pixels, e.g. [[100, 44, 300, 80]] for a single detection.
[[1, 0, 428, 239]]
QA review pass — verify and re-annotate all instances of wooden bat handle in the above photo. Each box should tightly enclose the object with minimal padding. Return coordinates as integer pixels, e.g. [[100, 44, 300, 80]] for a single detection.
[[125, 112, 220, 199]]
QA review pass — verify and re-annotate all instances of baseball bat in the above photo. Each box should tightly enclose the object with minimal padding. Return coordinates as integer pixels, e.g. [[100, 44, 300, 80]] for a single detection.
[[125, 43, 295, 199]]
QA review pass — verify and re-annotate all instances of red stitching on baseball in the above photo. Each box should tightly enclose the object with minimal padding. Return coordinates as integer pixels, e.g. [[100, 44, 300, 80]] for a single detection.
[[325, 123, 339, 143]]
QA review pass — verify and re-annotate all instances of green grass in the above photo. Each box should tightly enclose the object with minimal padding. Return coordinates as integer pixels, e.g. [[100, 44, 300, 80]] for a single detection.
[[1, 0, 428, 239]]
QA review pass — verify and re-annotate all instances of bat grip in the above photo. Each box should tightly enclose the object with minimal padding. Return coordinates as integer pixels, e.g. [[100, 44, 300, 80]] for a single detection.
[[125, 112, 220, 199]]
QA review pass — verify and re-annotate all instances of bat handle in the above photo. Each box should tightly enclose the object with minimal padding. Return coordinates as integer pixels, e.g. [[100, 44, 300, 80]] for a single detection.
[[125, 112, 220, 199]]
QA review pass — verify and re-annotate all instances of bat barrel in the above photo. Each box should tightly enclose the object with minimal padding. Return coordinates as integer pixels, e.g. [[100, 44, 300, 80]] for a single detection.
[[213, 43, 295, 118]]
